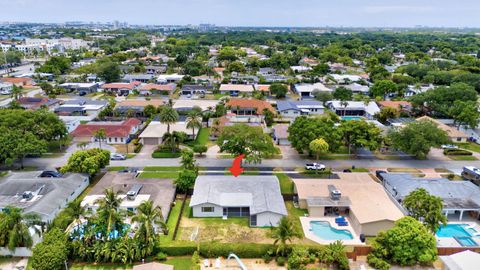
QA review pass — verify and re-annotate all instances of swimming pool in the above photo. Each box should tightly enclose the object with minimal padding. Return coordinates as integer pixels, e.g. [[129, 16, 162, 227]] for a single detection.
[[341, 116, 364, 121], [455, 237, 478, 247], [436, 224, 477, 238], [309, 221, 353, 240]]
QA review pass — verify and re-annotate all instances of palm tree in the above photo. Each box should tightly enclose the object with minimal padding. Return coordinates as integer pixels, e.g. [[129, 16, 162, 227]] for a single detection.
[[66, 200, 86, 229], [95, 188, 124, 240], [10, 85, 23, 101], [159, 106, 179, 134], [94, 128, 107, 149], [186, 110, 202, 138], [132, 201, 166, 258], [0, 206, 41, 251], [270, 217, 301, 256], [340, 100, 349, 117]]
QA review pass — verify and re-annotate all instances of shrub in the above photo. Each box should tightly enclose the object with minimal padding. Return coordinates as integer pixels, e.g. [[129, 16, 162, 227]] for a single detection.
[[367, 254, 390, 270], [276, 256, 286, 266], [193, 145, 208, 156], [152, 151, 182, 158], [156, 252, 167, 261], [263, 254, 272, 264], [443, 149, 473, 156], [158, 243, 197, 256], [199, 242, 274, 258], [134, 143, 143, 153]]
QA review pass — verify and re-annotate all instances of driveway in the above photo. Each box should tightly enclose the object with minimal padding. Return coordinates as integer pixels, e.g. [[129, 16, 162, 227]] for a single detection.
[[0, 258, 28, 270]]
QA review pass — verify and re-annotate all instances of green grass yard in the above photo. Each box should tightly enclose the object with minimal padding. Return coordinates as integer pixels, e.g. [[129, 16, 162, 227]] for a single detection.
[[455, 142, 480, 153], [138, 171, 179, 179], [160, 199, 183, 244], [449, 155, 478, 161], [275, 173, 294, 194], [106, 166, 127, 171]]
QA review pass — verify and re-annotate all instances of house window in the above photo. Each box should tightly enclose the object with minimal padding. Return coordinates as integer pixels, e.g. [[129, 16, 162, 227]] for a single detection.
[[250, 215, 257, 226], [201, 207, 214, 213], [457, 138, 462, 142], [120, 138, 124, 143], [115, 137, 118, 142], [109, 138, 112, 142]]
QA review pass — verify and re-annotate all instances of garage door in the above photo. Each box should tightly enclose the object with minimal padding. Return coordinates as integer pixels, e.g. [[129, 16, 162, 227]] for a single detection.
[[142, 138, 159, 145]]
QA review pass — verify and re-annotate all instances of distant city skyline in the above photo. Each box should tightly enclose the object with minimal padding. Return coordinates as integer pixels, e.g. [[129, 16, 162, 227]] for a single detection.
[[1, 0, 480, 28]]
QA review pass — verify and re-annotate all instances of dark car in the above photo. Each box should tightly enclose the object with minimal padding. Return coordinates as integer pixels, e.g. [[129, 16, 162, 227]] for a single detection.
[[79, 91, 87, 96], [39, 170, 63, 178], [375, 170, 387, 181]]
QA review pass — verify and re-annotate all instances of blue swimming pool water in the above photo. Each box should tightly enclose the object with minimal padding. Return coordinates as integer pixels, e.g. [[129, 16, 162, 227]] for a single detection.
[[455, 237, 478, 247], [436, 224, 477, 238], [310, 221, 353, 240], [341, 116, 364, 121]]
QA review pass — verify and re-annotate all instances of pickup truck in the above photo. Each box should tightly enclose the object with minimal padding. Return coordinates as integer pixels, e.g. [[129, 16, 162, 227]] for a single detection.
[[305, 163, 326, 171]]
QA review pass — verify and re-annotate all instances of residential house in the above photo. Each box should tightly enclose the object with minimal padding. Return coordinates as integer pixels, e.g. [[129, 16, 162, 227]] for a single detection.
[[157, 74, 184, 84], [17, 97, 61, 110], [181, 84, 208, 96], [329, 62, 346, 73], [254, 84, 271, 93], [328, 74, 362, 84], [417, 116, 468, 142], [139, 83, 175, 96], [0, 171, 89, 222], [101, 82, 141, 95], [172, 99, 218, 113], [440, 250, 480, 270], [299, 57, 319, 66], [377, 101, 412, 114], [290, 66, 312, 73], [145, 65, 167, 75], [226, 98, 275, 116], [381, 173, 480, 221], [115, 99, 165, 116], [189, 175, 288, 227], [219, 84, 255, 96], [122, 74, 155, 83], [0, 77, 34, 87], [59, 82, 99, 94], [81, 172, 175, 219], [342, 83, 369, 95], [405, 84, 433, 97], [139, 121, 195, 145], [294, 83, 332, 99], [272, 124, 290, 145], [327, 101, 380, 119], [294, 173, 404, 236], [257, 67, 276, 76], [276, 100, 324, 119], [0, 82, 13, 94], [54, 99, 107, 116], [229, 74, 259, 84], [71, 118, 141, 145]]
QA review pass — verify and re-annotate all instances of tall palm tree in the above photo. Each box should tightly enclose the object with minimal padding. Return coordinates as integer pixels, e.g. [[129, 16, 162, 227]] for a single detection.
[[270, 217, 301, 257], [94, 128, 107, 149], [186, 110, 202, 138], [132, 200, 166, 258], [0, 206, 41, 251], [10, 85, 23, 101], [66, 199, 86, 229], [159, 106, 179, 134], [95, 188, 124, 240], [340, 100, 349, 117]]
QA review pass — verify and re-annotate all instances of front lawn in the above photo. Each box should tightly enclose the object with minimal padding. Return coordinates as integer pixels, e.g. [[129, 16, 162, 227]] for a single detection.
[[143, 166, 181, 171], [455, 141, 480, 153], [138, 171, 179, 179], [449, 155, 478, 161], [106, 166, 127, 171], [275, 173, 294, 194], [152, 152, 181, 158], [185, 128, 212, 148], [163, 257, 193, 270]]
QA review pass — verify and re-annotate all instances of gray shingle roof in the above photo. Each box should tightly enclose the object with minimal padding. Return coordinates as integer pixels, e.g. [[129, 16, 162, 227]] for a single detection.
[[276, 100, 323, 112], [382, 173, 480, 210], [189, 175, 287, 215]]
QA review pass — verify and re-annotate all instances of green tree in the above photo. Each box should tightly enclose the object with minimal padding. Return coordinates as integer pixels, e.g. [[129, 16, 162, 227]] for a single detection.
[[449, 100, 480, 129], [333, 86, 353, 101], [132, 200, 166, 258], [375, 107, 400, 124], [370, 80, 397, 99], [270, 217, 302, 256], [96, 188, 124, 240], [97, 60, 121, 83], [388, 120, 450, 159], [287, 247, 310, 270], [403, 188, 447, 233], [269, 83, 288, 99], [31, 228, 68, 270], [180, 148, 196, 170], [0, 206, 41, 251], [174, 169, 197, 193], [143, 104, 157, 118], [218, 124, 277, 164], [314, 91, 333, 106], [309, 138, 329, 160], [339, 120, 382, 155], [262, 108, 274, 127], [93, 128, 107, 149], [193, 145, 208, 156], [60, 148, 110, 176], [368, 216, 437, 267], [226, 61, 246, 73], [288, 116, 342, 154], [159, 106, 179, 134], [318, 241, 350, 270], [186, 110, 202, 138], [10, 85, 23, 100]]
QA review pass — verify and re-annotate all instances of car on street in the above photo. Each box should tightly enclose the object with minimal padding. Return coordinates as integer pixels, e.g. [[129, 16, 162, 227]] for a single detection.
[[441, 144, 459, 149], [305, 163, 326, 171], [110, 153, 126, 160]]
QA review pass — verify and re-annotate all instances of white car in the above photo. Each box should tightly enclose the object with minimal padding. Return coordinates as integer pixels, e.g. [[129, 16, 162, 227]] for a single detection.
[[305, 163, 326, 171], [441, 144, 459, 149], [110, 153, 126, 160]]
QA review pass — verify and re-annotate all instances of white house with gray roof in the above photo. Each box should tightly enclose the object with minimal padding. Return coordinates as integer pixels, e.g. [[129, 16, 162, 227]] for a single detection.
[[0, 171, 89, 222], [189, 175, 287, 227], [381, 173, 480, 221]]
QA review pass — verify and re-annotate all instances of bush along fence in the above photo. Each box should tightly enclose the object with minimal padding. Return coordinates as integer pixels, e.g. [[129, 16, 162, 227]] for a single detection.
[[172, 194, 188, 241]]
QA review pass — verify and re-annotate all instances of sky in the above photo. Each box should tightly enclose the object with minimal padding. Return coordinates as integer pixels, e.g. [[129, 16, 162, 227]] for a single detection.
[[1, 0, 480, 27]]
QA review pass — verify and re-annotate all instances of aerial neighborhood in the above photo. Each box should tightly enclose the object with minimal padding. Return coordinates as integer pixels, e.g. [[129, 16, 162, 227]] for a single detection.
[[1, 18, 480, 270]]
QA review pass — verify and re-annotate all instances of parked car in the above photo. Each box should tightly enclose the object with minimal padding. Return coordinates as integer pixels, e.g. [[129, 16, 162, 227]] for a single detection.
[[110, 153, 126, 160], [79, 91, 87, 96], [375, 170, 387, 181], [441, 144, 459, 149], [305, 163, 326, 171], [39, 170, 63, 178]]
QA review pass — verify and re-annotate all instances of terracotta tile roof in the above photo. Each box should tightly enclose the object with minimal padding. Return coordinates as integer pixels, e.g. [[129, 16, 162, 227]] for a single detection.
[[116, 99, 165, 108], [71, 118, 140, 138], [139, 83, 175, 91], [101, 82, 140, 90], [255, 84, 271, 92], [226, 98, 275, 114], [0, 77, 32, 84], [416, 116, 468, 139], [377, 101, 412, 109]]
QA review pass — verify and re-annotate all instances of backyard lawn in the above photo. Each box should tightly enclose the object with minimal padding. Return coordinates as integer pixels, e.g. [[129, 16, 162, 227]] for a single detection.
[[70, 258, 192, 270], [185, 127, 212, 148], [138, 171, 179, 179], [160, 198, 183, 244]]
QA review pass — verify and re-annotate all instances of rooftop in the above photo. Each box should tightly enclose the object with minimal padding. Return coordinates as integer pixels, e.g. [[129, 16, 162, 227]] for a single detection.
[[226, 98, 275, 114], [190, 175, 287, 216], [417, 116, 468, 139], [139, 121, 194, 139], [71, 118, 140, 137], [219, 84, 255, 92], [293, 173, 404, 224], [277, 100, 323, 112]]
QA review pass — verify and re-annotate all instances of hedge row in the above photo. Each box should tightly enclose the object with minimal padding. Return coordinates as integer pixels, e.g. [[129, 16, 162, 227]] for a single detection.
[[157, 242, 325, 258], [443, 149, 473, 156], [152, 151, 182, 158]]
